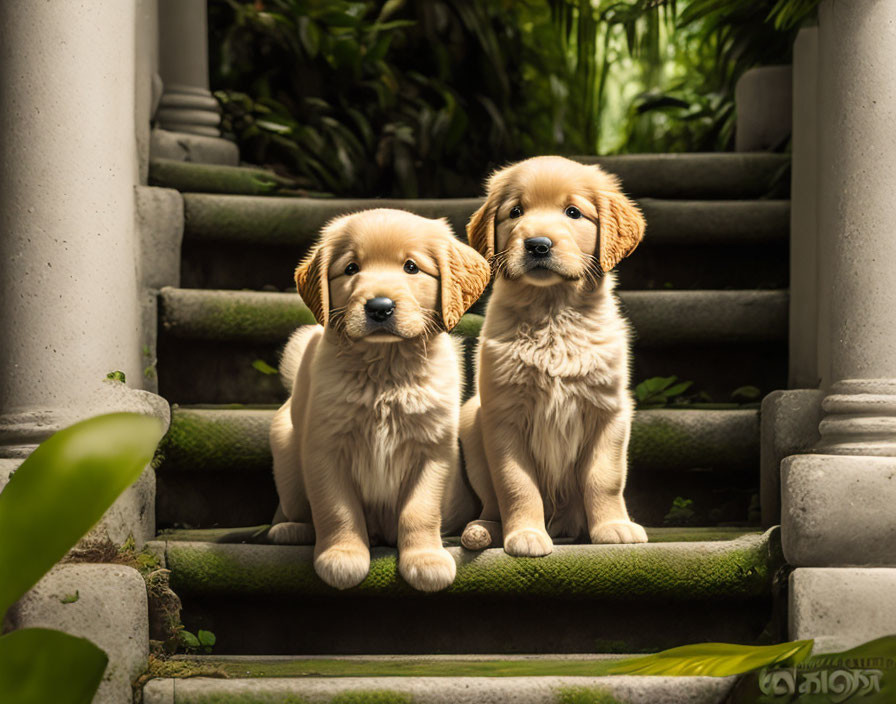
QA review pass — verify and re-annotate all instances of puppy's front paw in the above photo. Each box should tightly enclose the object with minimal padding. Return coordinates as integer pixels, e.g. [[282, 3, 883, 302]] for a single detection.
[[504, 528, 553, 557], [314, 545, 370, 590], [400, 548, 456, 592], [461, 520, 503, 551], [591, 519, 648, 544]]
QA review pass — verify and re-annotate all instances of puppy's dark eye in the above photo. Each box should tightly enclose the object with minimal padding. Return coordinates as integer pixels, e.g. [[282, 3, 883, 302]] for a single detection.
[[344, 262, 360, 276], [403, 259, 419, 274], [509, 205, 524, 219], [565, 205, 582, 219]]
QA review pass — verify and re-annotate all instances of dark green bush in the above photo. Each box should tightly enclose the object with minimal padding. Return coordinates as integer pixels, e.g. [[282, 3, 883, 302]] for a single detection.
[[208, 0, 819, 196]]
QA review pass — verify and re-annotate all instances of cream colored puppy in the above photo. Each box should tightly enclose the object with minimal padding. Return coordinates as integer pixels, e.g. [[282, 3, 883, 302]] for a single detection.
[[460, 156, 648, 556], [269, 208, 489, 591]]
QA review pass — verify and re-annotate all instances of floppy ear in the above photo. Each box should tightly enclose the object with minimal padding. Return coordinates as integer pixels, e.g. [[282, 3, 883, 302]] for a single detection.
[[434, 223, 491, 331], [466, 200, 495, 260], [294, 241, 330, 325], [594, 187, 645, 273], [466, 165, 511, 260]]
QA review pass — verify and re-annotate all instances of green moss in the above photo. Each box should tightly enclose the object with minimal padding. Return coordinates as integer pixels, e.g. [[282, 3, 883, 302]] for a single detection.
[[169, 657, 626, 679], [164, 528, 781, 601], [149, 159, 300, 196], [157, 409, 275, 474], [556, 686, 624, 704], [177, 296, 317, 343], [163, 526, 754, 546], [451, 313, 482, 339], [330, 692, 414, 704]]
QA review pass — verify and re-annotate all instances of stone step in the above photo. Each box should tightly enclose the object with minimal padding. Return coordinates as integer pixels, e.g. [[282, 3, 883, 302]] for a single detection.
[[181, 194, 791, 292], [179, 193, 789, 291], [151, 152, 789, 199], [155, 406, 760, 529], [144, 667, 735, 704], [156, 287, 787, 405], [147, 528, 783, 655]]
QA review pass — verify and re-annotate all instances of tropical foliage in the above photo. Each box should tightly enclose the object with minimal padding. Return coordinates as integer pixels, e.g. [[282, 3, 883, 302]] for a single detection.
[[0, 413, 165, 704], [208, 0, 819, 196]]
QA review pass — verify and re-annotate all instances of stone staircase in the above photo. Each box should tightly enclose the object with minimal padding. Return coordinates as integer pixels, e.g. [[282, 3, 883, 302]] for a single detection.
[[144, 153, 790, 703]]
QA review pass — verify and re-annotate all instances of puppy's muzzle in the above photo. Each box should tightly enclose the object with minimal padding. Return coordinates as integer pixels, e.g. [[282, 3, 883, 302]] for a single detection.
[[524, 237, 553, 259], [365, 296, 395, 323]]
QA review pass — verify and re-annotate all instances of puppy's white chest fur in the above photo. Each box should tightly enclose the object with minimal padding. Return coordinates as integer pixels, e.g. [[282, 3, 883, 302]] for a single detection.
[[311, 335, 459, 539], [480, 280, 631, 535]]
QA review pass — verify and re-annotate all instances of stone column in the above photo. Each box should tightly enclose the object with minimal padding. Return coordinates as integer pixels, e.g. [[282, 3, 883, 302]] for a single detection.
[[0, 0, 167, 529], [782, 0, 896, 653], [152, 0, 239, 165]]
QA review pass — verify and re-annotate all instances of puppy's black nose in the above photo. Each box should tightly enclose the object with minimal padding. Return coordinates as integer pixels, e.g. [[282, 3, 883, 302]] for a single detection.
[[365, 296, 395, 323], [524, 237, 553, 258]]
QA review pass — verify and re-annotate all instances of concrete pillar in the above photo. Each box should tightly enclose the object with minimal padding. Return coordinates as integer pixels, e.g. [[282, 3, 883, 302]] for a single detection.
[[784, 0, 896, 646], [152, 0, 239, 165], [0, 1, 151, 454]]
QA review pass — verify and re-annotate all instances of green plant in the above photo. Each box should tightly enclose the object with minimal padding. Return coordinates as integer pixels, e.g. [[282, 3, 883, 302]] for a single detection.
[[634, 375, 693, 408], [606, 638, 814, 676], [178, 629, 217, 655], [0, 413, 164, 704], [663, 496, 698, 526]]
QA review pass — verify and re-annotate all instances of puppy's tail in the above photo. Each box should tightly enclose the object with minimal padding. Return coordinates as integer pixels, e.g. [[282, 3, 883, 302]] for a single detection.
[[279, 326, 319, 391]]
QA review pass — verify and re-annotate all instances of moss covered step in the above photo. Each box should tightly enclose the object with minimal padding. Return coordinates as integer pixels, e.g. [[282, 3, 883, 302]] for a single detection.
[[156, 287, 787, 405], [148, 529, 783, 654], [149, 158, 303, 196], [151, 152, 788, 200], [143, 669, 736, 704], [159, 288, 787, 346], [155, 406, 760, 529], [182, 194, 787, 248], [179, 194, 789, 290]]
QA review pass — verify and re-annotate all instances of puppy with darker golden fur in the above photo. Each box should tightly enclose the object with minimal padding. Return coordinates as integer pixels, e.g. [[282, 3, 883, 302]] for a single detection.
[[269, 208, 489, 591], [460, 156, 648, 556]]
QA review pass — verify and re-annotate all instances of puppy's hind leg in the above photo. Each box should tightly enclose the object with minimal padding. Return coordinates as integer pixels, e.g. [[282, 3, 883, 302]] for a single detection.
[[268, 504, 316, 545], [459, 396, 502, 550], [269, 403, 315, 545]]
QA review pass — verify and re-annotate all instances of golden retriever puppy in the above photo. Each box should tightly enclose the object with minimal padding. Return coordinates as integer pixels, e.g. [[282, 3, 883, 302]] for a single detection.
[[459, 156, 648, 556], [268, 208, 489, 592]]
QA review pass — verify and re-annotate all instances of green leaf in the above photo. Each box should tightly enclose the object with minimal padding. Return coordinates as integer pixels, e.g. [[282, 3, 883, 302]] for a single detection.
[[731, 385, 761, 401], [607, 639, 814, 677], [60, 591, 79, 604], [0, 413, 165, 619], [105, 370, 126, 383], [197, 629, 217, 648], [251, 359, 279, 375], [0, 628, 107, 704], [179, 630, 200, 648], [662, 381, 693, 398]]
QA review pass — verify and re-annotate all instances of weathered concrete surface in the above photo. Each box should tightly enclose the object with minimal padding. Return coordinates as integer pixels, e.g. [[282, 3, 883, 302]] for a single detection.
[[782, 454, 896, 566], [137, 186, 184, 394], [150, 128, 239, 166], [0, 1, 145, 455], [143, 674, 735, 704], [735, 66, 793, 152], [817, 0, 896, 387], [788, 28, 819, 389], [790, 568, 896, 653], [5, 564, 149, 704], [760, 389, 822, 527]]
